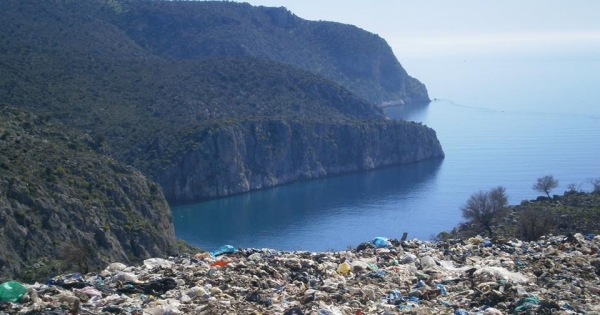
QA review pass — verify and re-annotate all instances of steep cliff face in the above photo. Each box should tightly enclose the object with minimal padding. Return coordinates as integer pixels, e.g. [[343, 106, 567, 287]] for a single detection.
[[0, 107, 178, 280], [160, 120, 443, 201]]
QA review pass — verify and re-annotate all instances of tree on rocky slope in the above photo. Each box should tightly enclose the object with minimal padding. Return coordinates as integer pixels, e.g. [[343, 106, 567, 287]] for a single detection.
[[533, 175, 559, 198], [590, 177, 600, 194], [461, 186, 508, 236]]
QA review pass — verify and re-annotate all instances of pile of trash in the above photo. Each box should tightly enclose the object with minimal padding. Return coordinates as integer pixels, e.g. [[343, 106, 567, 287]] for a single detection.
[[2, 234, 600, 315]]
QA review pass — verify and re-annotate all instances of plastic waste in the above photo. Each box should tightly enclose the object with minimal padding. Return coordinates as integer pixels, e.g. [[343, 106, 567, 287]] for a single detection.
[[420, 256, 436, 269], [210, 245, 236, 257], [515, 294, 540, 312], [455, 309, 470, 315], [75, 286, 103, 297], [473, 266, 530, 283], [372, 237, 392, 248], [106, 262, 127, 272], [210, 260, 230, 267], [368, 263, 378, 270], [468, 237, 483, 245], [562, 303, 574, 310], [483, 240, 493, 247], [144, 258, 173, 269], [413, 280, 426, 289], [0, 281, 27, 303], [336, 262, 351, 275], [386, 290, 404, 305], [145, 305, 181, 315], [586, 233, 595, 240], [436, 283, 448, 296], [194, 252, 211, 259], [46, 273, 84, 287], [284, 308, 304, 315], [367, 270, 386, 278]]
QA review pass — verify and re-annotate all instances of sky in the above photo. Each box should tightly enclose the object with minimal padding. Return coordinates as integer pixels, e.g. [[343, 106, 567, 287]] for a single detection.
[[238, 1, 600, 100], [239, 0, 600, 61]]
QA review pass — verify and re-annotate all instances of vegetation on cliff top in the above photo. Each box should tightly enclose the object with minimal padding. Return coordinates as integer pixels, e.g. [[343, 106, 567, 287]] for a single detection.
[[0, 106, 181, 281], [447, 179, 600, 242]]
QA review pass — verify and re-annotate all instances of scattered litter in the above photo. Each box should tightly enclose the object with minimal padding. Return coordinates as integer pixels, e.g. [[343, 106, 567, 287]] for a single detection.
[[3, 235, 600, 314]]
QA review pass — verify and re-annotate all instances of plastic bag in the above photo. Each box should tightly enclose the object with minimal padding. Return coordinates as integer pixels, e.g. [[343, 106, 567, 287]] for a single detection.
[[371, 237, 391, 248], [210, 245, 236, 257], [144, 258, 173, 269], [0, 281, 27, 303], [336, 262, 351, 275], [210, 260, 230, 267]]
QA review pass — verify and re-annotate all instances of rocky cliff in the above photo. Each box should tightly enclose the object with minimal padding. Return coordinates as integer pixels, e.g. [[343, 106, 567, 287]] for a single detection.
[[160, 120, 443, 201], [0, 107, 178, 280]]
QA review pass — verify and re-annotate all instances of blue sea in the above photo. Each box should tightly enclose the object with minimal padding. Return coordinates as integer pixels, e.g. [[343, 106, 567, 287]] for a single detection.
[[172, 58, 600, 252]]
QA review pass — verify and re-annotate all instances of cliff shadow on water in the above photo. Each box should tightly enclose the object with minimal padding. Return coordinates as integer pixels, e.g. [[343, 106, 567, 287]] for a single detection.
[[171, 158, 443, 252]]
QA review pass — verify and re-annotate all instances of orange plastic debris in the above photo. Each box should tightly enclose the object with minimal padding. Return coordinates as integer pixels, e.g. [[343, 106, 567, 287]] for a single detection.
[[210, 260, 230, 267]]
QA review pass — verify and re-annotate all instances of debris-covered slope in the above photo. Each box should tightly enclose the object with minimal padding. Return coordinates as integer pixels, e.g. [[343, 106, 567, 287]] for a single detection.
[[3, 235, 600, 314]]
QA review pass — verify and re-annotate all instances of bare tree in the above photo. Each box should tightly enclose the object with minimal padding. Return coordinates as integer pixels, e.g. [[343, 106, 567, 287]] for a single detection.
[[461, 186, 508, 236], [58, 239, 95, 274], [519, 206, 555, 241], [589, 177, 600, 194], [533, 175, 559, 198]]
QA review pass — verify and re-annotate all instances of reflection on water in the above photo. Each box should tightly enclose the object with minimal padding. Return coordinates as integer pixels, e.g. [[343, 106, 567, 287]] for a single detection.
[[173, 159, 442, 251]]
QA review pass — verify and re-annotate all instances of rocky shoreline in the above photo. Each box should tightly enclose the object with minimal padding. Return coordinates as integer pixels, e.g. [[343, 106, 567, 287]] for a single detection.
[[2, 234, 600, 315]]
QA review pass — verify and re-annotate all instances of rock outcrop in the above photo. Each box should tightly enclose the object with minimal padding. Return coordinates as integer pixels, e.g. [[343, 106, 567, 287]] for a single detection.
[[160, 120, 443, 201], [0, 107, 178, 280]]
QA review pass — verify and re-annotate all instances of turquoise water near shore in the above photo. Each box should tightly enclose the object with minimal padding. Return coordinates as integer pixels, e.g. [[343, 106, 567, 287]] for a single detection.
[[172, 59, 600, 252]]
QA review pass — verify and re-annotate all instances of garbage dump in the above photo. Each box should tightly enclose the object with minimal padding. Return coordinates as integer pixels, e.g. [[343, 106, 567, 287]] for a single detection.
[[1, 233, 600, 314]]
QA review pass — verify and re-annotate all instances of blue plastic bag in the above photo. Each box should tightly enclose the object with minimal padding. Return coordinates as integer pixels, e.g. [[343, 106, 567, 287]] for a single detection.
[[386, 289, 404, 305], [372, 237, 391, 248], [210, 245, 236, 257], [436, 283, 448, 296]]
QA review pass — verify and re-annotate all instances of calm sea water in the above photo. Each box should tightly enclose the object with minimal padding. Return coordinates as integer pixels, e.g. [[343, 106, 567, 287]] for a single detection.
[[172, 59, 600, 252]]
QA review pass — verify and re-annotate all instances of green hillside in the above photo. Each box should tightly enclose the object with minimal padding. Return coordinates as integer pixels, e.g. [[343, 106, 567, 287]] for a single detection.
[[0, 106, 178, 280], [0, 0, 443, 202]]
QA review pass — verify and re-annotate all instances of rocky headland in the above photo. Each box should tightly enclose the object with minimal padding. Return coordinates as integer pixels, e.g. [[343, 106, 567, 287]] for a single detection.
[[0, 0, 443, 203], [159, 119, 443, 201]]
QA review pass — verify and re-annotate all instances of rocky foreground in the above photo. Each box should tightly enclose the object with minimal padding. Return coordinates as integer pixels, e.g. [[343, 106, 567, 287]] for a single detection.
[[2, 234, 600, 315]]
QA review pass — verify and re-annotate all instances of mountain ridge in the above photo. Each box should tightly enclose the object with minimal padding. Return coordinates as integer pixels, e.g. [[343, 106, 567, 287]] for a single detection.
[[0, 0, 443, 202]]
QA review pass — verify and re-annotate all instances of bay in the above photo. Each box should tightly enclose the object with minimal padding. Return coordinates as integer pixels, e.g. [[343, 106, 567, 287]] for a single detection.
[[172, 58, 600, 252]]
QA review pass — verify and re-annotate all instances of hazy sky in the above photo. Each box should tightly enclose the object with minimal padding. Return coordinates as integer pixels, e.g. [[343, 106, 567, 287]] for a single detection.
[[239, 0, 600, 61], [237, 1, 600, 101]]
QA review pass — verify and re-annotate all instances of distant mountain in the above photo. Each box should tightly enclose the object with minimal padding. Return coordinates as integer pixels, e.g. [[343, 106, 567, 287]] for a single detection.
[[0, 107, 178, 280], [0, 0, 443, 202], [116, 1, 429, 105], [0, 0, 428, 106]]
